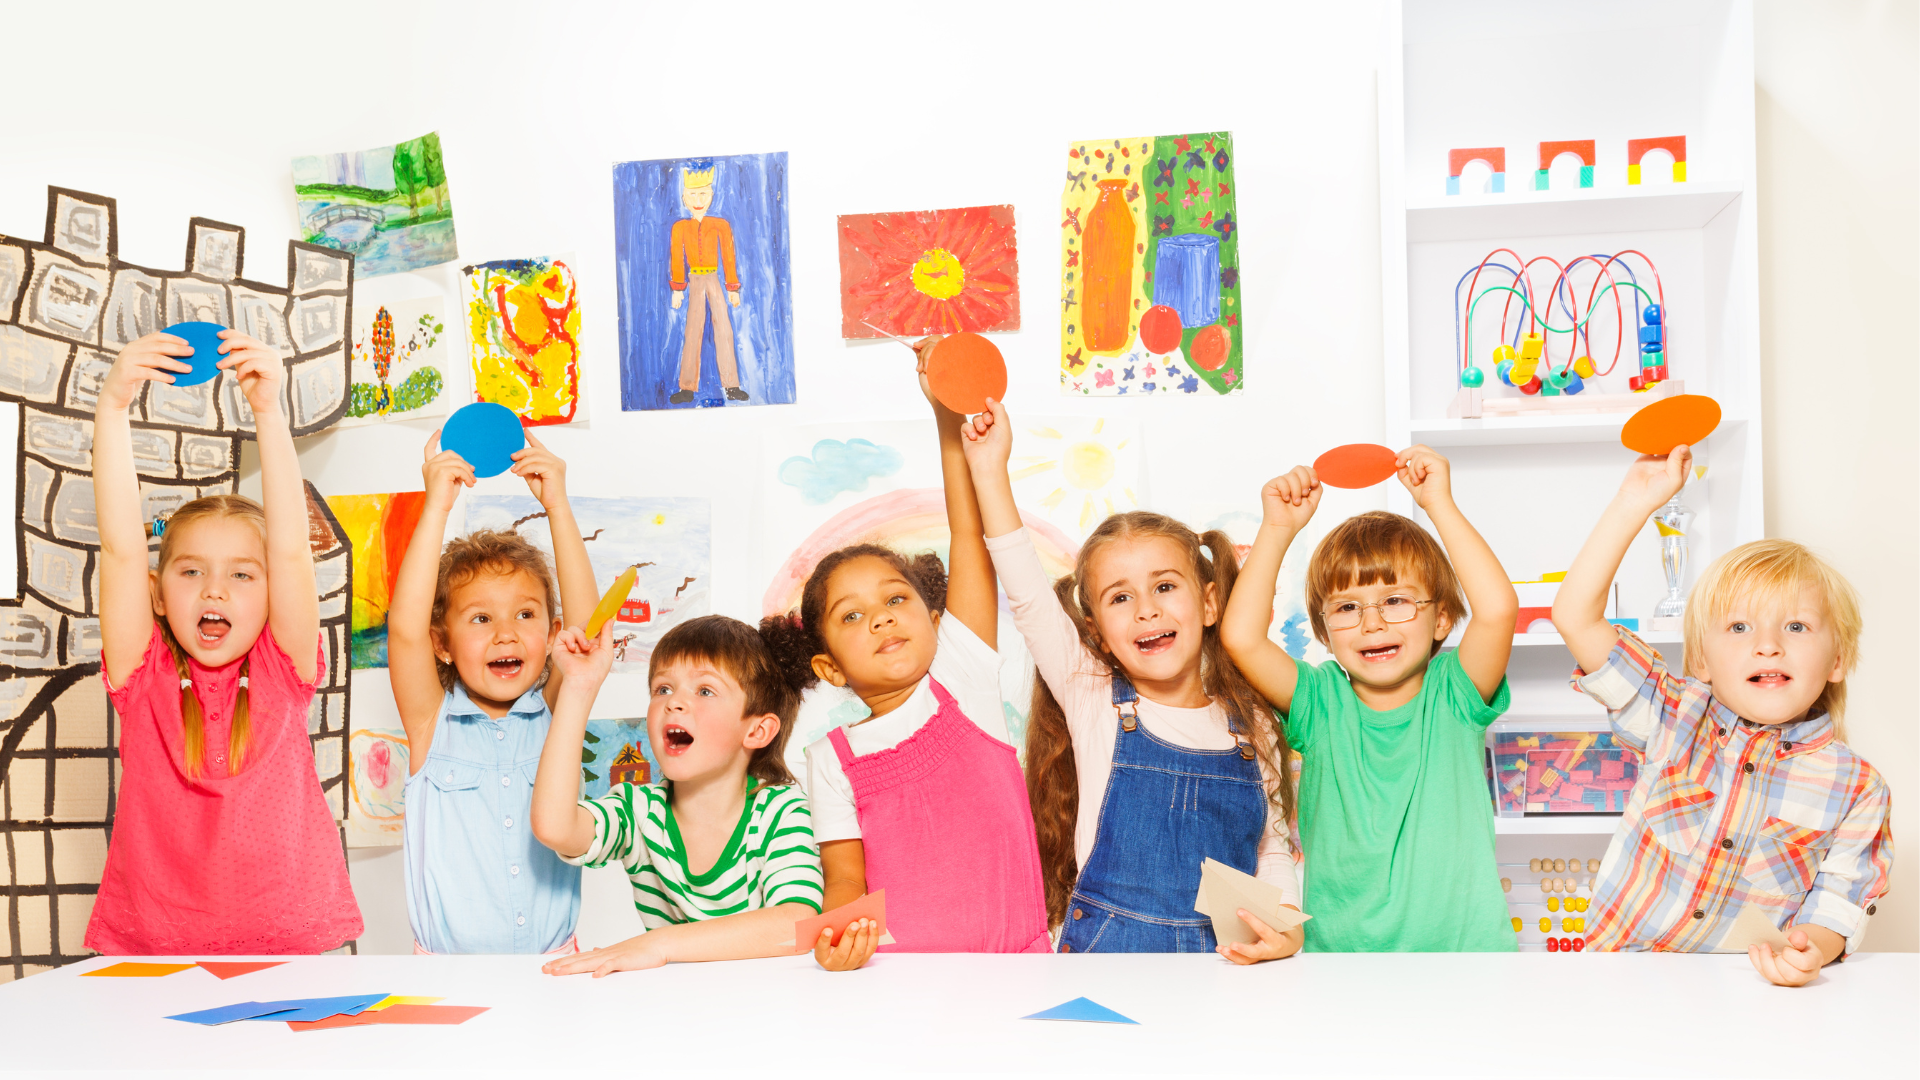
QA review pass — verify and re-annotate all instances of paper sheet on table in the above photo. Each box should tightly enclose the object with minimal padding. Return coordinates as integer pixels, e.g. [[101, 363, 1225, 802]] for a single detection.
[[83, 962, 196, 978], [195, 961, 286, 980], [367, 995, 445, 1011], [1193, 858, 1310, 947], [1719, 904, 1792, 952], [288, 1004, 489, 1030], [168, 1001, 290, 1026], [1021, 996, 1140, 1025], [778, 890, 896, 951]]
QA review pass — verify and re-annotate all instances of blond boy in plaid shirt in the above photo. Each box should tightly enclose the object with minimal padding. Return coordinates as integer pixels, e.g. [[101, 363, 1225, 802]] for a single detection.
[[1552, 445, 1891, 987]]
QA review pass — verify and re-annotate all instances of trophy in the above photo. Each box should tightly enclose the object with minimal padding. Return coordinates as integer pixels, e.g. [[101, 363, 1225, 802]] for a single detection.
[[1651, 467, 1706, 625]]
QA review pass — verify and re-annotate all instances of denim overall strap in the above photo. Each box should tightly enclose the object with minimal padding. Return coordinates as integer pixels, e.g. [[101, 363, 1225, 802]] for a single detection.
[[1056, 673, 1267, 954]]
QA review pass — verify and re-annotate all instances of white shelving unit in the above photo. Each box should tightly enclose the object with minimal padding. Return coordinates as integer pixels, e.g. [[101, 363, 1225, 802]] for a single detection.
[[1378, 1, 1762, 857]]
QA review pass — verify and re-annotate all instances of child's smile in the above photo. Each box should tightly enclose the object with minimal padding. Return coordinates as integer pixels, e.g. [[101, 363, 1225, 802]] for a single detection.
[[1323, 579, 1451, 708], [435, 568, 556, 718], [1085, 535, 1218, 706]]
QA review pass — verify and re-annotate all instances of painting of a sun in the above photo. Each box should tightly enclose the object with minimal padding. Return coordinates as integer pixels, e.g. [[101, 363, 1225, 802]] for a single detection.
[[837, 204, 1019, 339], [1007, 417, 1142, 537]]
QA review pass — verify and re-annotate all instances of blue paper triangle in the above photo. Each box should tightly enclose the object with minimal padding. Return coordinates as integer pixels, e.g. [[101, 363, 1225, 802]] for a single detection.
[[1021, 996, 1139, 1025]]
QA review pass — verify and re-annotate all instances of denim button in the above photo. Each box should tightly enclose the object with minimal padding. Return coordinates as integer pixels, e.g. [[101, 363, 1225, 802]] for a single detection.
[[501, 776, 511, 787], [1059, 943, 1072, 953], [1072, 908, 1084, 921], [504, 817, 514, 829], [496, 730, 505, 740], [517, 915, 526, 926], [511, 865, 520, 876]]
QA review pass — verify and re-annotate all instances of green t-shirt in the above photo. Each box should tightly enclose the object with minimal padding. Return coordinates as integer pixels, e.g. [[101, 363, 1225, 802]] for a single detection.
[[1286, 649, 1514, 952]]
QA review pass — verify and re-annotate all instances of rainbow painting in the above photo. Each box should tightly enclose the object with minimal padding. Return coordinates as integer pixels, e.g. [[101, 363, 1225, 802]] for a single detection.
[[324, 491, 428, 669]]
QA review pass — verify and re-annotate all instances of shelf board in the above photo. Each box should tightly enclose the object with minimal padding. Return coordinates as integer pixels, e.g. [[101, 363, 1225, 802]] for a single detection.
[[1409, 414, 1629, 447], [1494, 815, 1622, 836], [1446, 629, 1684, 649], [1405, 182, 1744, 243]]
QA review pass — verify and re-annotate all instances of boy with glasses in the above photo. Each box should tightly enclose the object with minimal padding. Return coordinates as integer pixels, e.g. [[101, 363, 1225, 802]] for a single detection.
[[1222, 447, 1519, 950]]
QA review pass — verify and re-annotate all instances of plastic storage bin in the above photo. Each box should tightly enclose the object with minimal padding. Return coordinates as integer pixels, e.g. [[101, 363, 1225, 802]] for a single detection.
[[1487, 720, 1640, 816]]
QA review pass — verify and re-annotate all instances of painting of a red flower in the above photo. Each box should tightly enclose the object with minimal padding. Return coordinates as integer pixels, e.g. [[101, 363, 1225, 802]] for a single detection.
[[837, 204, 1019, 338]]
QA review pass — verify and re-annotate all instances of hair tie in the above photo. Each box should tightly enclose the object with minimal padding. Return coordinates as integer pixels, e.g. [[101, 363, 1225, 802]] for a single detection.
[[180, 678, 192, 690], [237, 676, 248, 689]]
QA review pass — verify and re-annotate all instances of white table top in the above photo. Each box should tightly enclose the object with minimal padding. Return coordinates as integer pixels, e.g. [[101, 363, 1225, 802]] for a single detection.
[[2, 951, 1913, 1078]]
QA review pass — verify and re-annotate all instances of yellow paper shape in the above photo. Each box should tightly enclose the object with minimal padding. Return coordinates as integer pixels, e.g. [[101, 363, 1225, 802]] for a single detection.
[[367, 995, 445, 1011], [81, 962, 196, 978]]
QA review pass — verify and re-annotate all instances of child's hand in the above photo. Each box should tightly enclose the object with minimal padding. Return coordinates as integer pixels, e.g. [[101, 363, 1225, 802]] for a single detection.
[[813, 918, 879, 972], [509, 431, 569, 511], [1260, 467, 1321, 532], [99, 332, 193, 413], [1616, 445, 1692, 517], [909, 335, 945, 410], [1396, 445, 1454, 511], [542, 937, 665, 978], [550, 624, 614, 695], [215, 330, 284, 421], [421, 430, 477, 512], [1215, 907, 1303, 965], [1748, 928, 1826, 987], [959, 397, 1014, 473]]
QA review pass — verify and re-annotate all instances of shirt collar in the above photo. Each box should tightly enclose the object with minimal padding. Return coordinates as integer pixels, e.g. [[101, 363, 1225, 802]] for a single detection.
[[1717, 700, 1834, 758], [445, 682, 546, 721]]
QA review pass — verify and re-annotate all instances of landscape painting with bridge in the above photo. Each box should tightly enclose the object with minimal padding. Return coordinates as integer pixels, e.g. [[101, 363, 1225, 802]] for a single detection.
[[293, 131, 458, 277]]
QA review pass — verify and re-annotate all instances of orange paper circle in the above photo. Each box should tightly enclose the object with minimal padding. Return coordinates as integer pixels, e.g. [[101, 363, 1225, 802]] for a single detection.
[[1314, 443, 1400, 489], [1139, 305, 1184, 355], [926, 333, 1007, 415], [1621, 394, 1721, 455], [1190, 324, 1230, 371]]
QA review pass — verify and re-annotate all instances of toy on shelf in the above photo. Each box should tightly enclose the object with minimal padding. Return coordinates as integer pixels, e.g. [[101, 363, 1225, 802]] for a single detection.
[[1446, 147, 1506, 195], [1536, 140, 1596, 190], [1627, 136, 1687, 185], [1449, 248, 1683, 420], [1489, 726, 1640, 815]]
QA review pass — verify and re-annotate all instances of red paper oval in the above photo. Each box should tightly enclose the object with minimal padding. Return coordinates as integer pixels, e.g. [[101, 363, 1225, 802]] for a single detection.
[[1314, 443, 1400, 489], [927, 332, 1007, 415]]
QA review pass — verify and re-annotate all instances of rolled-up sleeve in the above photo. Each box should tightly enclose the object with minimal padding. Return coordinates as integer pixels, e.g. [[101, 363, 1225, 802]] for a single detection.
[[1569, 630, 1674, 756], [1799, 776, 1894, 955]]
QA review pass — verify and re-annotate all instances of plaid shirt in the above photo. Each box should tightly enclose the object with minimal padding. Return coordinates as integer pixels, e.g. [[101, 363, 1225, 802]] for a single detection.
[[1571, 630, 1892, 954]]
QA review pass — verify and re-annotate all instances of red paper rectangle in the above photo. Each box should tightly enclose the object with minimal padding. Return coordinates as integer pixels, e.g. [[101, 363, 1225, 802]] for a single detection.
[[791, 890, 887, 954]]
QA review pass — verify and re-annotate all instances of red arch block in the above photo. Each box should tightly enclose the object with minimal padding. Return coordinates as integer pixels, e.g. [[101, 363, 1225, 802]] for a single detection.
[[1627, 136, 1687, 184], [1447, 147, 1506, 195]]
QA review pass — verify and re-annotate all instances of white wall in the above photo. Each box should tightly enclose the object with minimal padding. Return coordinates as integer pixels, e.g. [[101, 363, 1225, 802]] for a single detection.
[[6, 0, 1906, 955]]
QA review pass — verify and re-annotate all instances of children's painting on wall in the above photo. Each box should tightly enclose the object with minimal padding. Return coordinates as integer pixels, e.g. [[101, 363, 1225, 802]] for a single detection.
[[345, 690, 410, 847], [1005, 416, 1143, 537], [837, 205, 1019, 339], [342, 296, 449, 427], [463, 495, 711, 672], [293, 131, 457, 277], [462, 255, 582, 426], [1060, 132, 1243, 397], [325, 492, 429, 669], [612, 153, 796, 411], [581, 718, 661, 800]]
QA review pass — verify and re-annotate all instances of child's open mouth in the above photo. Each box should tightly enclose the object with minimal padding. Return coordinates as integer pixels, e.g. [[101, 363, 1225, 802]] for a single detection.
[[1748, 670, 1791, 688], [197, 613, 230, 645], [1134, 630, 1176, 656], [487, 657, 524, 679], [1359, 644, 1401, 663], [662, 724, 694, 756]]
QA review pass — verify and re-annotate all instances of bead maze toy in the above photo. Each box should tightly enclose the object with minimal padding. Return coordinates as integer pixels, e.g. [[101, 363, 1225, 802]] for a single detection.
[[1449, 248, 1686, 419]]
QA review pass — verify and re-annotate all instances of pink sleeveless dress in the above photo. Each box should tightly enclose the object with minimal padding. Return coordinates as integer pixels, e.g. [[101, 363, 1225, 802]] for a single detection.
[[87, 623, 362, 955], [828, 678, 1051, 953]]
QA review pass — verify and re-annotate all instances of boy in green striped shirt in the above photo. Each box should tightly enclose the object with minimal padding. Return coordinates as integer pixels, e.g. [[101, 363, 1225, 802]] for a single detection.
[[532, 615, 826, 975]]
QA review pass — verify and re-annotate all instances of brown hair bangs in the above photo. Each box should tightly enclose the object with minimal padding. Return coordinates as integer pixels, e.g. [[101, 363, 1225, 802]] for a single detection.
[[1306, 511, 1466, 644], [651, 615, 807, 786]]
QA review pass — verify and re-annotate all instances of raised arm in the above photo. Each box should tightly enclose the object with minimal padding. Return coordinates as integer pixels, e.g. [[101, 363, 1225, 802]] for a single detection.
[[388, 433, 475, 772], [530, 625, 612, 859], [1398, 446, 1517, 703], [912, 337, 995, 649], [1553, 447, 1692, 673], [220, 332, 318, 682], [94, 333, 194, 686], [1221, 468, 1320, 713], [510, 431, 595, 707]]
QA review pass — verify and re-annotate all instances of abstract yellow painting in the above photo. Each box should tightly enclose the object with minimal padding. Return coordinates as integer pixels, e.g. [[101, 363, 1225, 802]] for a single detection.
[[462, 255, 582, 426]]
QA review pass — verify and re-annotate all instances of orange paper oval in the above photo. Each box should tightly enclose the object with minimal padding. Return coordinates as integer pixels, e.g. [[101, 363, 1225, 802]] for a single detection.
[[1315, 443, 1400, 489], [1190, 324, 1230, 371], [927, 332, 1008, 415], [1621, 394, 1721, 455]]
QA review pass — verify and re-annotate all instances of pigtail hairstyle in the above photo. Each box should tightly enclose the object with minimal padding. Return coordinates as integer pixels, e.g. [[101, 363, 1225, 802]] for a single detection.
[[758, 543, 949, 691], [153, 495, 266, 777], [1025, 511, 1298, 927]]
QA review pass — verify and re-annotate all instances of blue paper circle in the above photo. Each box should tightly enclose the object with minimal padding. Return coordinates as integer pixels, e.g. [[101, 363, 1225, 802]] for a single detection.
[[162, 322, 228, 387], [441, 402, 525, 478]]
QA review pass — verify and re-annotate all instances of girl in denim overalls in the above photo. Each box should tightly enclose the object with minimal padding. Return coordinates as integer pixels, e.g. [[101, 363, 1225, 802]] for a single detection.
[[962, 400, 1303, 959]]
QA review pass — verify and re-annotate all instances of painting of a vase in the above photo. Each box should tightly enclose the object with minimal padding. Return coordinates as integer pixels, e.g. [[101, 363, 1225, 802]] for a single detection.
[[1082, 179, 1134, 353]]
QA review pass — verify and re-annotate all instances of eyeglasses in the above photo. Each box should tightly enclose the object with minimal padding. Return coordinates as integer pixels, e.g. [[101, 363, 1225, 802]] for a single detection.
[[1320, 595, 1434, 631]]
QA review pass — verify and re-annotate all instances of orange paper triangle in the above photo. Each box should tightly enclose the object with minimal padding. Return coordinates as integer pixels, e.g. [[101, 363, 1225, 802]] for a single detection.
[[195, 961, 287, 980]]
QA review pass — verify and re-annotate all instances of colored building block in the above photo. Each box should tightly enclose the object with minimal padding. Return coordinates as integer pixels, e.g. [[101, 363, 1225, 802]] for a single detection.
[[1626, 136, 1687, 184], [1447, 147, 1507, 195], [1535, 140, 1598, 190]]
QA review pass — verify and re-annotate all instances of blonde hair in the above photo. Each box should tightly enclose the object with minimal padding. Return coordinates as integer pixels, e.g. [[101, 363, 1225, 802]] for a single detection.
[[1683, 539, 1862, 737], [430, 529, 560, 692], [1306, 511, 1466, 647], [155, 494, 266, 776]]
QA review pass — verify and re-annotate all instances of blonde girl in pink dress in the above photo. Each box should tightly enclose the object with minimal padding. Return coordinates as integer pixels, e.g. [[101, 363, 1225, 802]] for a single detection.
[[86, 329, 360, 955]]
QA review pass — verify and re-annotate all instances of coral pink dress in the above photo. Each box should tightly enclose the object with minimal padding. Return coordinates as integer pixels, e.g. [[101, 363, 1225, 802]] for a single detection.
[[87, 623, 361, 955]]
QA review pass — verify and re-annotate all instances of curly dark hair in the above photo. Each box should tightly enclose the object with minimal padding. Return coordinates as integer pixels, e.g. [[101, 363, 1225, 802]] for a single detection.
[[757, 544, 948, 689]]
